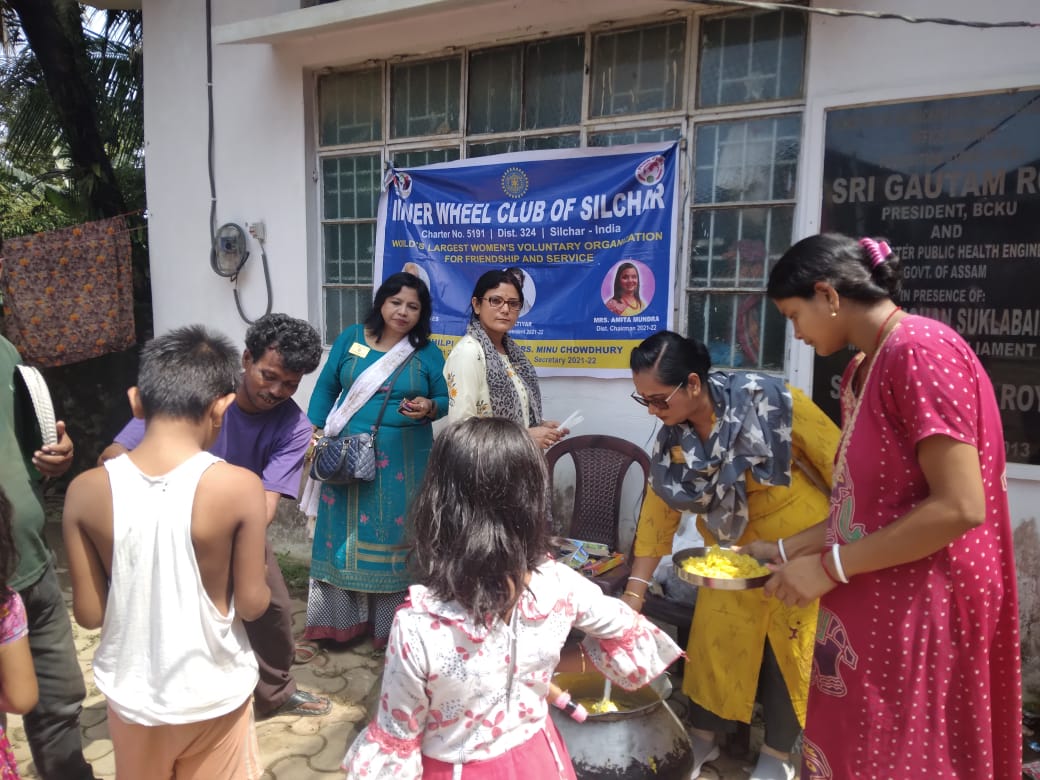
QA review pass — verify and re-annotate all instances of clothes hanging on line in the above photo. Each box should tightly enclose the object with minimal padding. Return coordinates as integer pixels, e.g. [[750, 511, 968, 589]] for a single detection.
[[1, 215, 136, 367]]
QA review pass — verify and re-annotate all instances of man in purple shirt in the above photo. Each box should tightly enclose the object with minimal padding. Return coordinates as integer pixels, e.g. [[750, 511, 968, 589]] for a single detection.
[[99, 314, 331, 717]]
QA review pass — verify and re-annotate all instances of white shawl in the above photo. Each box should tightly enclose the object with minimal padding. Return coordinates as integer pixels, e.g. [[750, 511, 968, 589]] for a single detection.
[[299, 335, 415, 517]]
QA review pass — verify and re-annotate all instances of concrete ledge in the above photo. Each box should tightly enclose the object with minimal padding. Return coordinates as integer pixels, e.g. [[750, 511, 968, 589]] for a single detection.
[[212, 0, 489, 45]]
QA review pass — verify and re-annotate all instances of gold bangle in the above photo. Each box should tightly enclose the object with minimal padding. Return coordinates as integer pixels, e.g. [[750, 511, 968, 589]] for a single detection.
[[623, 590, 645, 601]]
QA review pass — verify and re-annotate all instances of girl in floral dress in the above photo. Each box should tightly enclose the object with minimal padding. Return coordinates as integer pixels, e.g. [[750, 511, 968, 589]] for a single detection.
[[342, 417, 682, 779], [0, 488, 39, 779]]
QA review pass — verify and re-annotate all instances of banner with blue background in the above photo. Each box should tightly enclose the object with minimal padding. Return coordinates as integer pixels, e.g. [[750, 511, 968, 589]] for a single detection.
[[375, 143, 679, 376]]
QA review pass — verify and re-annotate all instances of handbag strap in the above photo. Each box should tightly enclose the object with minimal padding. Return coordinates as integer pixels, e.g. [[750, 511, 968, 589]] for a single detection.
[[370, 352, 415, 436]]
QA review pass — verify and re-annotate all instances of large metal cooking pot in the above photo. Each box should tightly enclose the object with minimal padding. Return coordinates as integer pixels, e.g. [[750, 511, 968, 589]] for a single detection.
[[551, 671, 693, 780]]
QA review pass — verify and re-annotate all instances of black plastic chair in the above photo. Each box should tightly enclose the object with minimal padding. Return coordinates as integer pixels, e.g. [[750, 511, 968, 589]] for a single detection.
[[548, 435, 702, 680], [546, 434, 650, 594]]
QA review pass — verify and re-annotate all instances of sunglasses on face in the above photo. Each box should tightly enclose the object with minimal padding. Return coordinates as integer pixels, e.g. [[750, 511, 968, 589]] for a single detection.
[[481, 295, 522, 311], [631, 381, 686, 410]]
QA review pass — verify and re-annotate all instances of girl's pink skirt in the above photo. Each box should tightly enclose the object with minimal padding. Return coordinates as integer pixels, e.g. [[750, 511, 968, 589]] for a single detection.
[[422, 718, 577, 780]]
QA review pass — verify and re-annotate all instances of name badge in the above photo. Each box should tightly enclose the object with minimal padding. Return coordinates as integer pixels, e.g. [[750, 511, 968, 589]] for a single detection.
[[349, 342, 371, 358]]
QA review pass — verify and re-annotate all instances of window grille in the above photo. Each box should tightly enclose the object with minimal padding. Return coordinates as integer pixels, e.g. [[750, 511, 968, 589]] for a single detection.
[[315, 9, 806, 372]]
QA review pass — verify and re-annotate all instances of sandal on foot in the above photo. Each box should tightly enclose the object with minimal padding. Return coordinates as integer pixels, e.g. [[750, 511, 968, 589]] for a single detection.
[[293, 639, 321, 665], [263, 689, 332, 718]]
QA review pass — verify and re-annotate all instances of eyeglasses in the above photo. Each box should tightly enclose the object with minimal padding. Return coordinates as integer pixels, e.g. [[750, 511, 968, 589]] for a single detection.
[[481, 295, 522, 311], [631, 382, 686, 410]]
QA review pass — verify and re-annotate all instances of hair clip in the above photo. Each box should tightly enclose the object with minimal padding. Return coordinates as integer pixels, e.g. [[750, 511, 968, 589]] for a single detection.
[[859, 238, 892, 269]]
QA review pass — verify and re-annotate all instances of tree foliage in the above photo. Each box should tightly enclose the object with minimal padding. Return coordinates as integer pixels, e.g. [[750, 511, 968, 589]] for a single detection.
[[0, 1, 149, 481], [0, 4, 143, 238]]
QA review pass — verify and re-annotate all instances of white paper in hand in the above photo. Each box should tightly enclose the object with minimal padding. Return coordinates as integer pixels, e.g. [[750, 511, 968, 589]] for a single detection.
[[558, 409, 583, 432]]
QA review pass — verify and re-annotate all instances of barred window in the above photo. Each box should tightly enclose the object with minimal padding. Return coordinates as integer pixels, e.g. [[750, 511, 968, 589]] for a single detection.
[[590, 22, 686, 117], [687, 9, 805, 370], [315, 9, 807, 372], [698, 9, 806, 108]]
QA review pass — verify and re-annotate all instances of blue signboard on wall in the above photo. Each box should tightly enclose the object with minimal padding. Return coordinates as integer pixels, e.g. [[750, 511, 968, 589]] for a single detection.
[[374, 143, 680, 376]]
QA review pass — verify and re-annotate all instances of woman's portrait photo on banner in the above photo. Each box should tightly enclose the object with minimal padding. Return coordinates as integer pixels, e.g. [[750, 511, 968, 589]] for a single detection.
[[602, 259, 655, 317]]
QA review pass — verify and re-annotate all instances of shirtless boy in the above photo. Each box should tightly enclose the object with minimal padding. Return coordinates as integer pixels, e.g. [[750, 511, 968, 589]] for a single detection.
[[63, 325, 271, 779]]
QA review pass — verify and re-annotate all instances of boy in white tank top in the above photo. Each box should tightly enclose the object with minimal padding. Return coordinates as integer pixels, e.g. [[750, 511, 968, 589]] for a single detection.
[[62, 325, 271, 779]]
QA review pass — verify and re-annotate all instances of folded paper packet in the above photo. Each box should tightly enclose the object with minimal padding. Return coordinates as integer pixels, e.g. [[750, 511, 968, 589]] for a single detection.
[[552, 537, 611, 558], [581, 552, 626, 577]]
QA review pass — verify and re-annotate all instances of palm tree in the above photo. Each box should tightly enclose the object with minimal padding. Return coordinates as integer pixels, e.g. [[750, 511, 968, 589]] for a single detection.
[[0, 160, 69, 236]]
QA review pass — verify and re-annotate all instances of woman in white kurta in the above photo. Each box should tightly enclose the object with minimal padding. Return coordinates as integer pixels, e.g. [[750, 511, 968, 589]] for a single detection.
[[342, 417, 681, 779], [443, 269, 565, 450]]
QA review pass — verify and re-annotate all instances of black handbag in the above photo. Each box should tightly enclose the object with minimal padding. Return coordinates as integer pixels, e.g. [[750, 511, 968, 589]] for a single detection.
[[309, 355, 413, 484]]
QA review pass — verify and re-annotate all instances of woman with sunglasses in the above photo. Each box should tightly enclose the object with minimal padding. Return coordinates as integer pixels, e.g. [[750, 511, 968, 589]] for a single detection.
[[444, 269, 566, 449], [620, 330, 839, 780]]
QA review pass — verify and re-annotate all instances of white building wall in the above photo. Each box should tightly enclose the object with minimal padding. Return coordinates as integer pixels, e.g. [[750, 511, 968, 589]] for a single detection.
[[143, 0, 1040, 689], [143, 0, 311, 384], [142, 0, 689, 485]]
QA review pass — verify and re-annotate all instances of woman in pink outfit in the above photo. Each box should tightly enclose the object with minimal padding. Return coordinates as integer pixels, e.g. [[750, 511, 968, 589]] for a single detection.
[[757, 233, 1021, 779]]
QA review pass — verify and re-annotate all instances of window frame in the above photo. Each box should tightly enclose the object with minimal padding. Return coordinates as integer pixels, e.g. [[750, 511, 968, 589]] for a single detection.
[[312, 9, 808, 370], [685, 100, 805, 370]]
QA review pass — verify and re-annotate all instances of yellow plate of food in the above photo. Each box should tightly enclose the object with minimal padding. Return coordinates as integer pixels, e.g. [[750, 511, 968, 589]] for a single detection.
[[674, 546, 771, 590]]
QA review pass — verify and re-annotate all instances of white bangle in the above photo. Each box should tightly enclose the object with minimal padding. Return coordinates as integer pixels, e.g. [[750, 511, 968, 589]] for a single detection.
[[777, 538, 788, 563], [831, 543, 850, 584], [627, 576, 653, 587]]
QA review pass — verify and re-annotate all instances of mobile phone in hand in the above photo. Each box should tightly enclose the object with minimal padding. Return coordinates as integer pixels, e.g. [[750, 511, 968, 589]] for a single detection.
[[398, 398, 414, 413]]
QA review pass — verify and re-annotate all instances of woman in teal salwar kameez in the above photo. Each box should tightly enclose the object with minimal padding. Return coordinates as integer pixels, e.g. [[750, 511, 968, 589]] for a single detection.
[[302, 273, 448, 647]]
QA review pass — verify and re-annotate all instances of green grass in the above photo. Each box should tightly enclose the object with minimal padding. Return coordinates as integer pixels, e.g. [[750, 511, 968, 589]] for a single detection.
[[276, 552, 310, 599]]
